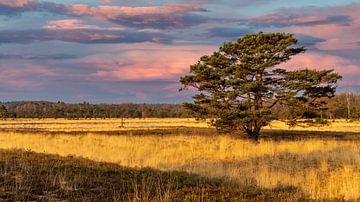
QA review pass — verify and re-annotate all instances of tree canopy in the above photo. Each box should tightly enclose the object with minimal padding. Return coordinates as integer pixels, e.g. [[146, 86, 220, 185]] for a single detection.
[[180, 32, 342, 140], [0, 105, 8, 119]]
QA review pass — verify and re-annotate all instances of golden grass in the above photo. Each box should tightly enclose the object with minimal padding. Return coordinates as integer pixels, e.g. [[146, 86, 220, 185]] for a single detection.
[[267, 119, 360, 132], [1, 118, 360, 132], [1, 118, 360, 200], [1, 149, 242, 201], [0, 118, 208, 132]]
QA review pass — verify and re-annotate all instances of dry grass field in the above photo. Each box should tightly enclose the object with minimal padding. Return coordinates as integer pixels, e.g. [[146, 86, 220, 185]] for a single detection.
[[1, 118, 360, 201]]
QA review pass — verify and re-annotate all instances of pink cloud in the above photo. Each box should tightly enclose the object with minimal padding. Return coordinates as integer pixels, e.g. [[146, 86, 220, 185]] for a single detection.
[[0, 0, 32, 8], [251, 14, 331, 27], [287, 4, 360, 51], [80, 43, 215, 81], [242, 3, 360, 51], [65, 4, 203, 17], [44, 19, 124, 31], [161, 83, 197, 98], [280, 51, 360, 76], [291, 21, 360, 51], [0, 63, 57, 88], [62, 4, 206, 28], [99, 0, 112, 3], [316, 38, 359, 51], [82, 44, 360, 84], [0, 28, 171, 44], [0, 1, 207, 29]]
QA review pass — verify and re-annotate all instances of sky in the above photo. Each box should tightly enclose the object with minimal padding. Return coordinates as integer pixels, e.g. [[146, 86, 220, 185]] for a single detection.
[[0, 0, 360, 103]]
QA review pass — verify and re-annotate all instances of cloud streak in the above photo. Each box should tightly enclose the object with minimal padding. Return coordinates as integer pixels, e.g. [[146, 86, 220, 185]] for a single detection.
[[0, 53, 78, 60], [0, 1, 208, 29], [0, 29, 173, 44], [281, 51, 360, 84], [0, 62, 57, 89], [81, 44, 215, 81], [43, 19, 124, 30], [242, 14, 352, 28], [0, 0, 32, 8]]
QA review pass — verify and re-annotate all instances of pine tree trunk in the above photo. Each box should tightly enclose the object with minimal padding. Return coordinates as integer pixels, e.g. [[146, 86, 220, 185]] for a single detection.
[[253, 127, 261, 142], [245, 127, 261, 142]]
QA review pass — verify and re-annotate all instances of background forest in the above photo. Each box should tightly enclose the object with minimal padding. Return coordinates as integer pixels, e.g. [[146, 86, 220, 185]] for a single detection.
[[0, 93, 359, 119]]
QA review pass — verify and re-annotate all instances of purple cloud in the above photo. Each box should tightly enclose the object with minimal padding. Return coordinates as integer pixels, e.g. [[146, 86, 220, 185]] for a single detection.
[[207, 27, 251, 38], [0, 29, 173, 44], [0, 1, 208, 29], [241, 14, 352, 28], [0, 53, 78, 60]]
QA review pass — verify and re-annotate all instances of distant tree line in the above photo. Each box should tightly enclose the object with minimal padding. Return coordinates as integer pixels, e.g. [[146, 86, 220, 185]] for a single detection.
[[0, 102, 193, 119], [0, 93, 359, 119], [272, 93, 360, 120]]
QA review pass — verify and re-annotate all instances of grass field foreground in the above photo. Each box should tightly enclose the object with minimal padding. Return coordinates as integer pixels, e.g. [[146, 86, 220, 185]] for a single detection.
[[0, 118, 360, 200]]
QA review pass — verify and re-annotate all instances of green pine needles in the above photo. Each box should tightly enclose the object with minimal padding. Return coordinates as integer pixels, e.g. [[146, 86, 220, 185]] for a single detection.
[[180, 32, 342, 141]]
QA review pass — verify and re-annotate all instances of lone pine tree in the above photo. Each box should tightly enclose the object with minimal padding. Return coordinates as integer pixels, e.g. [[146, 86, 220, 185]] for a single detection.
[[180, 32, 342, 141]]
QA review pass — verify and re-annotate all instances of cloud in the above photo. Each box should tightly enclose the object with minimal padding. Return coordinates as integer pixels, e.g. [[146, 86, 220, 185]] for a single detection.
[[242, 14, 352, 28], [78, 43, 216, 81], [0, 29, 173, 44], [280, 51, 360, 77], [0, 0, 34, 15], [0, 62, 57, 89], [205, 29, 325, 48], [61, 3, 208, 29], [204, 4, 358, 50], [99, 0, 112, 3], [210, 3, 359, 53], [184, 0, 267, 7], [237, 3, 358, 29], [0, 1, 208, 29], [0, 53, 78, 60], [0, 0, 32, 8], [207, 27, 251, 38], [316, 38, 359, 51], [43, 19, 124, 30], [288, 4, 360, 51], [64, 3, 205, 16], [1, 1, 360, 102], [294, 34, 326, 47], [0, 0, 65, 17]]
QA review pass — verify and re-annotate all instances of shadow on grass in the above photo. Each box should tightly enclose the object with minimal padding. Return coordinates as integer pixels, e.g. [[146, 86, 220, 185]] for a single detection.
[[261, 129, 360, 141], [0, 149, 304, 201], [173, 147, 359, 201], [2, 126, 360, 141]]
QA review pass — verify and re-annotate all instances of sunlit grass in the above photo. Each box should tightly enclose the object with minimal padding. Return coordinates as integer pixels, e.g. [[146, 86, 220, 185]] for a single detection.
[[0, 117, 360, 200], [268, 120, 360, 132], [0, 118, 208, 132], [1, 118, 360, 132]]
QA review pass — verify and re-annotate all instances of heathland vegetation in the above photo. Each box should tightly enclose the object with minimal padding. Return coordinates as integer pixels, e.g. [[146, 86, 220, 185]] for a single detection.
[[0, 118, 360, 200]]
